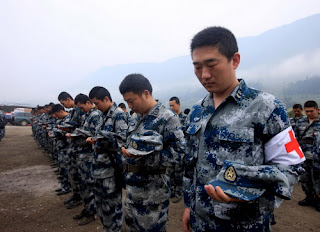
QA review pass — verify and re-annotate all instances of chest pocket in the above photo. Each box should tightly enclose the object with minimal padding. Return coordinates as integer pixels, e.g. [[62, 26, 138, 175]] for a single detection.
[[186, 122, 202, 162], [216, 127, 254, 165]]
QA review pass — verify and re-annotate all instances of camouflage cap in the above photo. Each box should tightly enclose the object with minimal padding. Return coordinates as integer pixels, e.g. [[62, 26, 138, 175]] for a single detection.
[[70, 128, 91, 137], [126, 133, 163, 156], [208, 160, 290, 201]]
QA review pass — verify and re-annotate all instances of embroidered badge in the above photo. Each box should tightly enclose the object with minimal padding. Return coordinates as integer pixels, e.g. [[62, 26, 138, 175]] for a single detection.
[[132, 141, 138, 149], [224, 166, 236, 182]]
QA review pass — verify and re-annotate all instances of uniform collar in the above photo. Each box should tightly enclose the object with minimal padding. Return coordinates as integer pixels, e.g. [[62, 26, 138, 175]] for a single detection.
[[104, 103, 117, 117], [229, 79, 247, 105], [86, 107, 96, 116], [138, 100, 162, 119]]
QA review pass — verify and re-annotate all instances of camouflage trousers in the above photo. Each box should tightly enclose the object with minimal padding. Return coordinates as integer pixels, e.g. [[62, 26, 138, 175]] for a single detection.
[[67, 146, 81, 197], [58, 148, 71, 191], [78, 154, 96, 215], [167, 163, 184, 198], [301, 159, 316, 196], [124, 199, 169, 232], [190, 213, 272, 232], [189, 200, 272, 232], [0, 128, 5, 141], [95, 177, 122, 232]]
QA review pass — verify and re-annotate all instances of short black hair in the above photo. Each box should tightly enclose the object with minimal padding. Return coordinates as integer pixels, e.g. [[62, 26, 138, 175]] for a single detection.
[[51, 104, 65, 113], [184, 108, 191, 115], [169, 96, 180, 104], [118, 103, 126, 109], [75, 94, 92, 105], [292, 104, 303, 110], [119, 73, 153, 95], [190, 26, 238, 61], [89, 86, 113, 102], [58, 92, 73, 101], [304, 101, 318, 109]]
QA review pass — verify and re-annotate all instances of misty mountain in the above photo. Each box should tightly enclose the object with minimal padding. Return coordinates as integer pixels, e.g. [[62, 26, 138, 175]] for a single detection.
[[86, 14, 320, 109]]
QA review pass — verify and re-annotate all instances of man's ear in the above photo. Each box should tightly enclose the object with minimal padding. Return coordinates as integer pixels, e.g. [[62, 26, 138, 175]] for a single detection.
[[104, 96, 110, 103], [232, 52, 240, 69], [143, 90, 151, 99]]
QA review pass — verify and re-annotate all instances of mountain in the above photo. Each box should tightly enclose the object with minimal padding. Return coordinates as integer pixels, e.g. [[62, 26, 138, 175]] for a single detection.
[[86, 14, 320, 109]]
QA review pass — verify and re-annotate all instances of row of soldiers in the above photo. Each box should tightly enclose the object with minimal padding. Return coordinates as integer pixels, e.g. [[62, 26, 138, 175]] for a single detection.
[[31, 76, 188, 231], [290, 102, 320, 212], [30, 26, 310, 232]]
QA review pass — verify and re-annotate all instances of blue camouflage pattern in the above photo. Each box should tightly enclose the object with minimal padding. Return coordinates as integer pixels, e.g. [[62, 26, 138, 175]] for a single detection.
[[124, 101, 185, 231], [93, 103, 128, 232], [184, 79, 303, 232]]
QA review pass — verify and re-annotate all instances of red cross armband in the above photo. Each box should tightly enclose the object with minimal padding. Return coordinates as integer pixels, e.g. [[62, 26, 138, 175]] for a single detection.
[[265, 126, 305, 165]]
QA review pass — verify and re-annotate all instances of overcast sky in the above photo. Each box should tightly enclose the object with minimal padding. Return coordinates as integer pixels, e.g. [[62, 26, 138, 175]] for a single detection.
[[1, 0, 320, 106]]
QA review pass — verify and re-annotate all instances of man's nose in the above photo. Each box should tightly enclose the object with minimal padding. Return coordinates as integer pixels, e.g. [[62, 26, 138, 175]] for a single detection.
[[201, 67, 211, 79]]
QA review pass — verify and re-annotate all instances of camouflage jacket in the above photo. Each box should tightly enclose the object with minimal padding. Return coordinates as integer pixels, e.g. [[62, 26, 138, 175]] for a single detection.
[[54, 116, 69, 149], [313, 128, 320, 193], [290, 115, 306, 130], [124, 101, 185, 205], [294, 116, 320, 159], [184, 80, 302, 230], [92, 103, 128, 179], [63, 105, 84, 132], [178, 112, 187, 132], [76, 107, 103, 154]]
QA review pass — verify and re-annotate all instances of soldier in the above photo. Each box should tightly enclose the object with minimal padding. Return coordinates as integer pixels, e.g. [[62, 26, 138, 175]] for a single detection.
[[168, 96, 186, 203], [50, 104, 71, 195], [67, 93, 103, 226], [290, 104, 305, 130], [182, 27, 305, 232], [58, 91, 84, 210], [119, 74, 185, 231], [0, 108, 7, 142], [87, 86, 128, 231], [295, 100, 320, 211], [312, 121, 320, 212], [119, 102, 130, 119], [184, 108, 191, 116], [118, 103, 127, 112]]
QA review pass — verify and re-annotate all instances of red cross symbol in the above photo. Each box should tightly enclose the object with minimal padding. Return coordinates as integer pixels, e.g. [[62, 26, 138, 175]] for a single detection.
[[285, 130, 304, 158]]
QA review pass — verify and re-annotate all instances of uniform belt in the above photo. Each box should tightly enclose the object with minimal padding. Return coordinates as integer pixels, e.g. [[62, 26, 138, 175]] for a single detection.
[[124, 163, 166, 175], [299, 138, 314, 145]]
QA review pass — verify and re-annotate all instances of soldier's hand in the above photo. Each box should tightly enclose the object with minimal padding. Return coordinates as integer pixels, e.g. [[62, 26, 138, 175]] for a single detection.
[[60, 126, 70, 132], [121, 147, 143, 158], [66, 133, 72, 139], [121, 147, 134, 157], [86, 137, 97, 144], [317, 193, 320, 198], [204, 185, 245, 202], [182, 208, 191, 232]]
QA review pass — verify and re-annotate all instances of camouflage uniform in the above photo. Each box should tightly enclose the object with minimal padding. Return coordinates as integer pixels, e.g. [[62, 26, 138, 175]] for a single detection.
[[47, 115, 58, 159], [168, 112, 187, 199], [124, 101, 185, 232], [290, 115, 306, 130], [93, 103, 128, 232], [74, 107, 102, 217], [52, 116, 71, 192], [0, 111, 6, 141], [184, 80, 303, 232], [63, 106, 84, 202], [295, 116, 320, 198], [313, 127, 320, 195]]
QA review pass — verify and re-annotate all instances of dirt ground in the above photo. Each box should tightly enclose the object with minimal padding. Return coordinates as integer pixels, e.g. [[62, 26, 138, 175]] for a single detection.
[[0, 126, 319, 232]]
